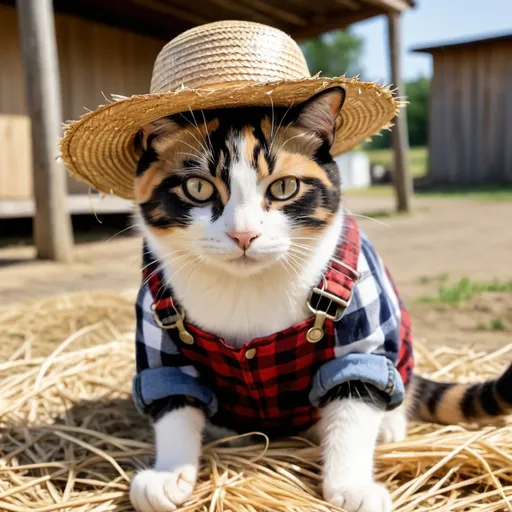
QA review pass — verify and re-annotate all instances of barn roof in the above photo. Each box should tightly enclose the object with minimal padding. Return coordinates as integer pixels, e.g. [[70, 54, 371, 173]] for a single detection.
[[22, 0, 415, 40], [412, 32, 512, 54]]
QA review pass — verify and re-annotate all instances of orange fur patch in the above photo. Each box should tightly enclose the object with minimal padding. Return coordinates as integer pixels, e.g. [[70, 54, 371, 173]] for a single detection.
[[273, 152, 332, 188], [134, 166, 164, 204]]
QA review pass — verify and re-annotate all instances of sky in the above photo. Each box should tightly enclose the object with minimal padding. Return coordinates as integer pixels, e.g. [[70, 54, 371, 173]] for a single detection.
[[351, 0, 512, 82]]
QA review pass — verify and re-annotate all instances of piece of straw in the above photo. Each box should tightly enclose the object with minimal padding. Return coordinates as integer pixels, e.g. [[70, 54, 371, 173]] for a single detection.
[[1, 291, 511, 511]]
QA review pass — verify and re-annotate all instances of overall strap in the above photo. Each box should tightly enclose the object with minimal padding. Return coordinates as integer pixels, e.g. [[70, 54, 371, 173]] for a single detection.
[[305, 213, 361, 343], [142, 243, 194, 344]]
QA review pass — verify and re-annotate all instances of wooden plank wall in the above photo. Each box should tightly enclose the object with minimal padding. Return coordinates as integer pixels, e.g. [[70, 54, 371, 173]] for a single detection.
[[0, 4, 165, 198], [428, 40, 512, 184]]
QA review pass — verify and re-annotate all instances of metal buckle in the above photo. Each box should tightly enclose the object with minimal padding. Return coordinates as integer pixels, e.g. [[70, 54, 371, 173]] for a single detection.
[[306, 278, 351, 343], [150, 304, 194, 344]]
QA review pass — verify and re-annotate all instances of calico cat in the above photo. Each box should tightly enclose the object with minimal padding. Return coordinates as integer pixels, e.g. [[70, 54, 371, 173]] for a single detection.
[[129, 88, 512, 512]]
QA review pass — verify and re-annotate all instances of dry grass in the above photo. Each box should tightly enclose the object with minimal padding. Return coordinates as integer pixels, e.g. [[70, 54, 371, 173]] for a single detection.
[[1, 292, 511, 512]]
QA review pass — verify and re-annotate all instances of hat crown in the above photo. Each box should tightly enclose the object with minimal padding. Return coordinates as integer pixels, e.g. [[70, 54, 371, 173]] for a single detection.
[[150, 20, 311, 94]]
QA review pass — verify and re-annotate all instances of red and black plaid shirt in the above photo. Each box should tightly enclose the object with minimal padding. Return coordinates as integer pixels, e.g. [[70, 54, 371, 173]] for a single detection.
[[133, 214, 414, 435]]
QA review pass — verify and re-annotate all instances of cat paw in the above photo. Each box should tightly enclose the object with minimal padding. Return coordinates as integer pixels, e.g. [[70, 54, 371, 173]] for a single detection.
[[323, 482, 392, 512], [379, 409, 407, 444], [130, 466, 197, 512]]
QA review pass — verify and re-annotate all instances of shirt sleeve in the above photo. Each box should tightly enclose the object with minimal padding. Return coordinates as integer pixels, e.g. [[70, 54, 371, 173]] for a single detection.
[[132, 284, 218, 417], [309, 233, 405, 411]]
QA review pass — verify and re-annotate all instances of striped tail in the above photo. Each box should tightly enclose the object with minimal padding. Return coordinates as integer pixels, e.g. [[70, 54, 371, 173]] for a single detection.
[[409, 364, 512, 424]]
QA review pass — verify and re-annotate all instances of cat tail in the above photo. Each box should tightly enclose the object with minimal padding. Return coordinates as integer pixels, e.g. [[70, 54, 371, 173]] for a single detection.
[[408, 364, 512, 424]]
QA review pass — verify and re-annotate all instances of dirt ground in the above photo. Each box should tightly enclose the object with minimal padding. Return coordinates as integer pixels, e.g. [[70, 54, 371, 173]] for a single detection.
[[1, 194, 511, 351]]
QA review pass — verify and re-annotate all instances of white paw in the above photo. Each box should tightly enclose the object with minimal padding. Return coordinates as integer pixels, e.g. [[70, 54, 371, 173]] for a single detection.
[[379, 410, 407, 444], [323, 482, 392, 512], [130, 466, 197, 512]]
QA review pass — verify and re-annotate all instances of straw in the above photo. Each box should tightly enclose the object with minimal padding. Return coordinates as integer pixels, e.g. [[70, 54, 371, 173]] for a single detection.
[[1, 291, 511, 511]]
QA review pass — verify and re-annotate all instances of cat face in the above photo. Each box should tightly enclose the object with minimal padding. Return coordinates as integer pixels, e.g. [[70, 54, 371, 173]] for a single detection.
[[135, 88, 345, 277]]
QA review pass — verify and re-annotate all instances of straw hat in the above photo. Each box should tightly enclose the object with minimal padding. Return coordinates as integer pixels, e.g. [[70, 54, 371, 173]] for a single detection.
[[59, 20, 400, 199]]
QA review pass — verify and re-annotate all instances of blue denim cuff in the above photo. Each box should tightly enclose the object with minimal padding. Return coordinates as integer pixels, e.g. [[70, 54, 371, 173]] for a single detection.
[[309, 353, 405, 410], [132, 367, 218, 417]]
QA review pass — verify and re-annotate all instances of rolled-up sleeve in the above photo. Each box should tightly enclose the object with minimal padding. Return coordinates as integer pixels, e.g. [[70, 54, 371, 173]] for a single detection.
[[309, 230, 406, 411], [132, 284, 218, 417], [132, 366, 218, 416], [309, 353, 405, 410]]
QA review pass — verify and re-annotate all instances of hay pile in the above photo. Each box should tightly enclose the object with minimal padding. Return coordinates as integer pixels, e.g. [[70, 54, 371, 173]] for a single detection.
[[1, 292, 511, 512]]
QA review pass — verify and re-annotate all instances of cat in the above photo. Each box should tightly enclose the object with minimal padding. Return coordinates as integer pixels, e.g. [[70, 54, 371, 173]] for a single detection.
[[128, 88, 512, 512]]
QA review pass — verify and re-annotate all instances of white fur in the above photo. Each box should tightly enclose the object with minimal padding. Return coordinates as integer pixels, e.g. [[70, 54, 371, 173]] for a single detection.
[[380, 405, 408, 444], [130, 407, 204, 512], [132, 132, 400, 512], [318, 399, 392, 512]]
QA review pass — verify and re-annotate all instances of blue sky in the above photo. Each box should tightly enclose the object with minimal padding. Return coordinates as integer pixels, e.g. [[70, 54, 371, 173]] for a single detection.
[[351, 0, 512, 82]]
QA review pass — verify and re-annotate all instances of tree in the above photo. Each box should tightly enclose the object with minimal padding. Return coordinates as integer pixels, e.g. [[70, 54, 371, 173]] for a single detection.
[[300, 30, 363, 78], [406, 77, 429, 147], [365, 76, 430, 149]]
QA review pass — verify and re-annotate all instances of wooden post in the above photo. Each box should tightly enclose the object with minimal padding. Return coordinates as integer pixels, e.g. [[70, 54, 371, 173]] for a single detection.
[[387, 11, 413, 212], [16, 0, 74, 261]]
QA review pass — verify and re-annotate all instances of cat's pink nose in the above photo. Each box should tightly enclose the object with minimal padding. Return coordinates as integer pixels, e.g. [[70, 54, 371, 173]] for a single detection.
[[228, 231, 260, 251]]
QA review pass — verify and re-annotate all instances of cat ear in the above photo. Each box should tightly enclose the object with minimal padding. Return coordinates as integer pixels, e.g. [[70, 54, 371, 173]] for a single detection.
[[134, 118, 178, 151], [294, 87, 346, 145]]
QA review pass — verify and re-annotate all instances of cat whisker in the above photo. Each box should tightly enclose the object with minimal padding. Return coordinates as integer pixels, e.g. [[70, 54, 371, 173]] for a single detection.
[[276, 132, 306, 152], [104, 225, 135, 243], [269, 104, 294, 155], [289, 242, 317, 251], [177, 140, 214, 165], [139, 264, 167, 292], [187, 107, 211, 150], [280, 254, 302, 279], [289, 247, 343, 277], [167, 255, 201, 283], [284, 251, 313, 277], [140, 248, 191, 274], [177, 151, 207, 162], [184, 256, 205, 294], [138, 248, 194, 291], [178, 110, 214, 162], [346, 209, 390, 227], [199, 108, 215, 155], [152, 254, 194, 301], [269, 95, 275, 141]]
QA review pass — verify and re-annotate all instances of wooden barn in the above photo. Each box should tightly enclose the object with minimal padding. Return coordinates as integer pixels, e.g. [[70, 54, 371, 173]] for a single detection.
[[414, 33, 512, 184], [0, 2, 165, 217], [1, 0, 414, 260]]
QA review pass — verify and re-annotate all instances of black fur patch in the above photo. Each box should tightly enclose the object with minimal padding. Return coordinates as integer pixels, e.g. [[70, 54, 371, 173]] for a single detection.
[[461, 384, 480, 418], [426, 382, 453, 415], [321, 381, 389, 411], [479, 381, 502, 416], [146, 395, 204, 421], [495, 364, 512, 404], [136, 146, 158, 176]]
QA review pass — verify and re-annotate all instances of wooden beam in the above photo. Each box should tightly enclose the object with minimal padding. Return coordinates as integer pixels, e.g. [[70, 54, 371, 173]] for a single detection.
[[361, 0, 411, 12], [207, 0, 276, 25], [291, 7, 381, 40], [237, 0, 307, 26], [16, 0, 74, 261], [387, 11, 413, 212], [334, 0, 361, 10], [129, 0, 208, 25]]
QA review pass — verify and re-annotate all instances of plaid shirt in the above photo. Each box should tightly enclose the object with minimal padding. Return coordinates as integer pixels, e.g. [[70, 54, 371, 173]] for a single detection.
[[133, 213, 414, 435]]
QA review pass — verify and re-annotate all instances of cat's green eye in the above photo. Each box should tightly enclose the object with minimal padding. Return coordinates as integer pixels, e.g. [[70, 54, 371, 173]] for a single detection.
[[268, 177, 299, 201], [184, 177, 215, 202]]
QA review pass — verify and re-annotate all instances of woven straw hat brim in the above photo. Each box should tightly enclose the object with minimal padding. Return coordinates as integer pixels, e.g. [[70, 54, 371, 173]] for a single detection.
[[60, 77, 399, 200]]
